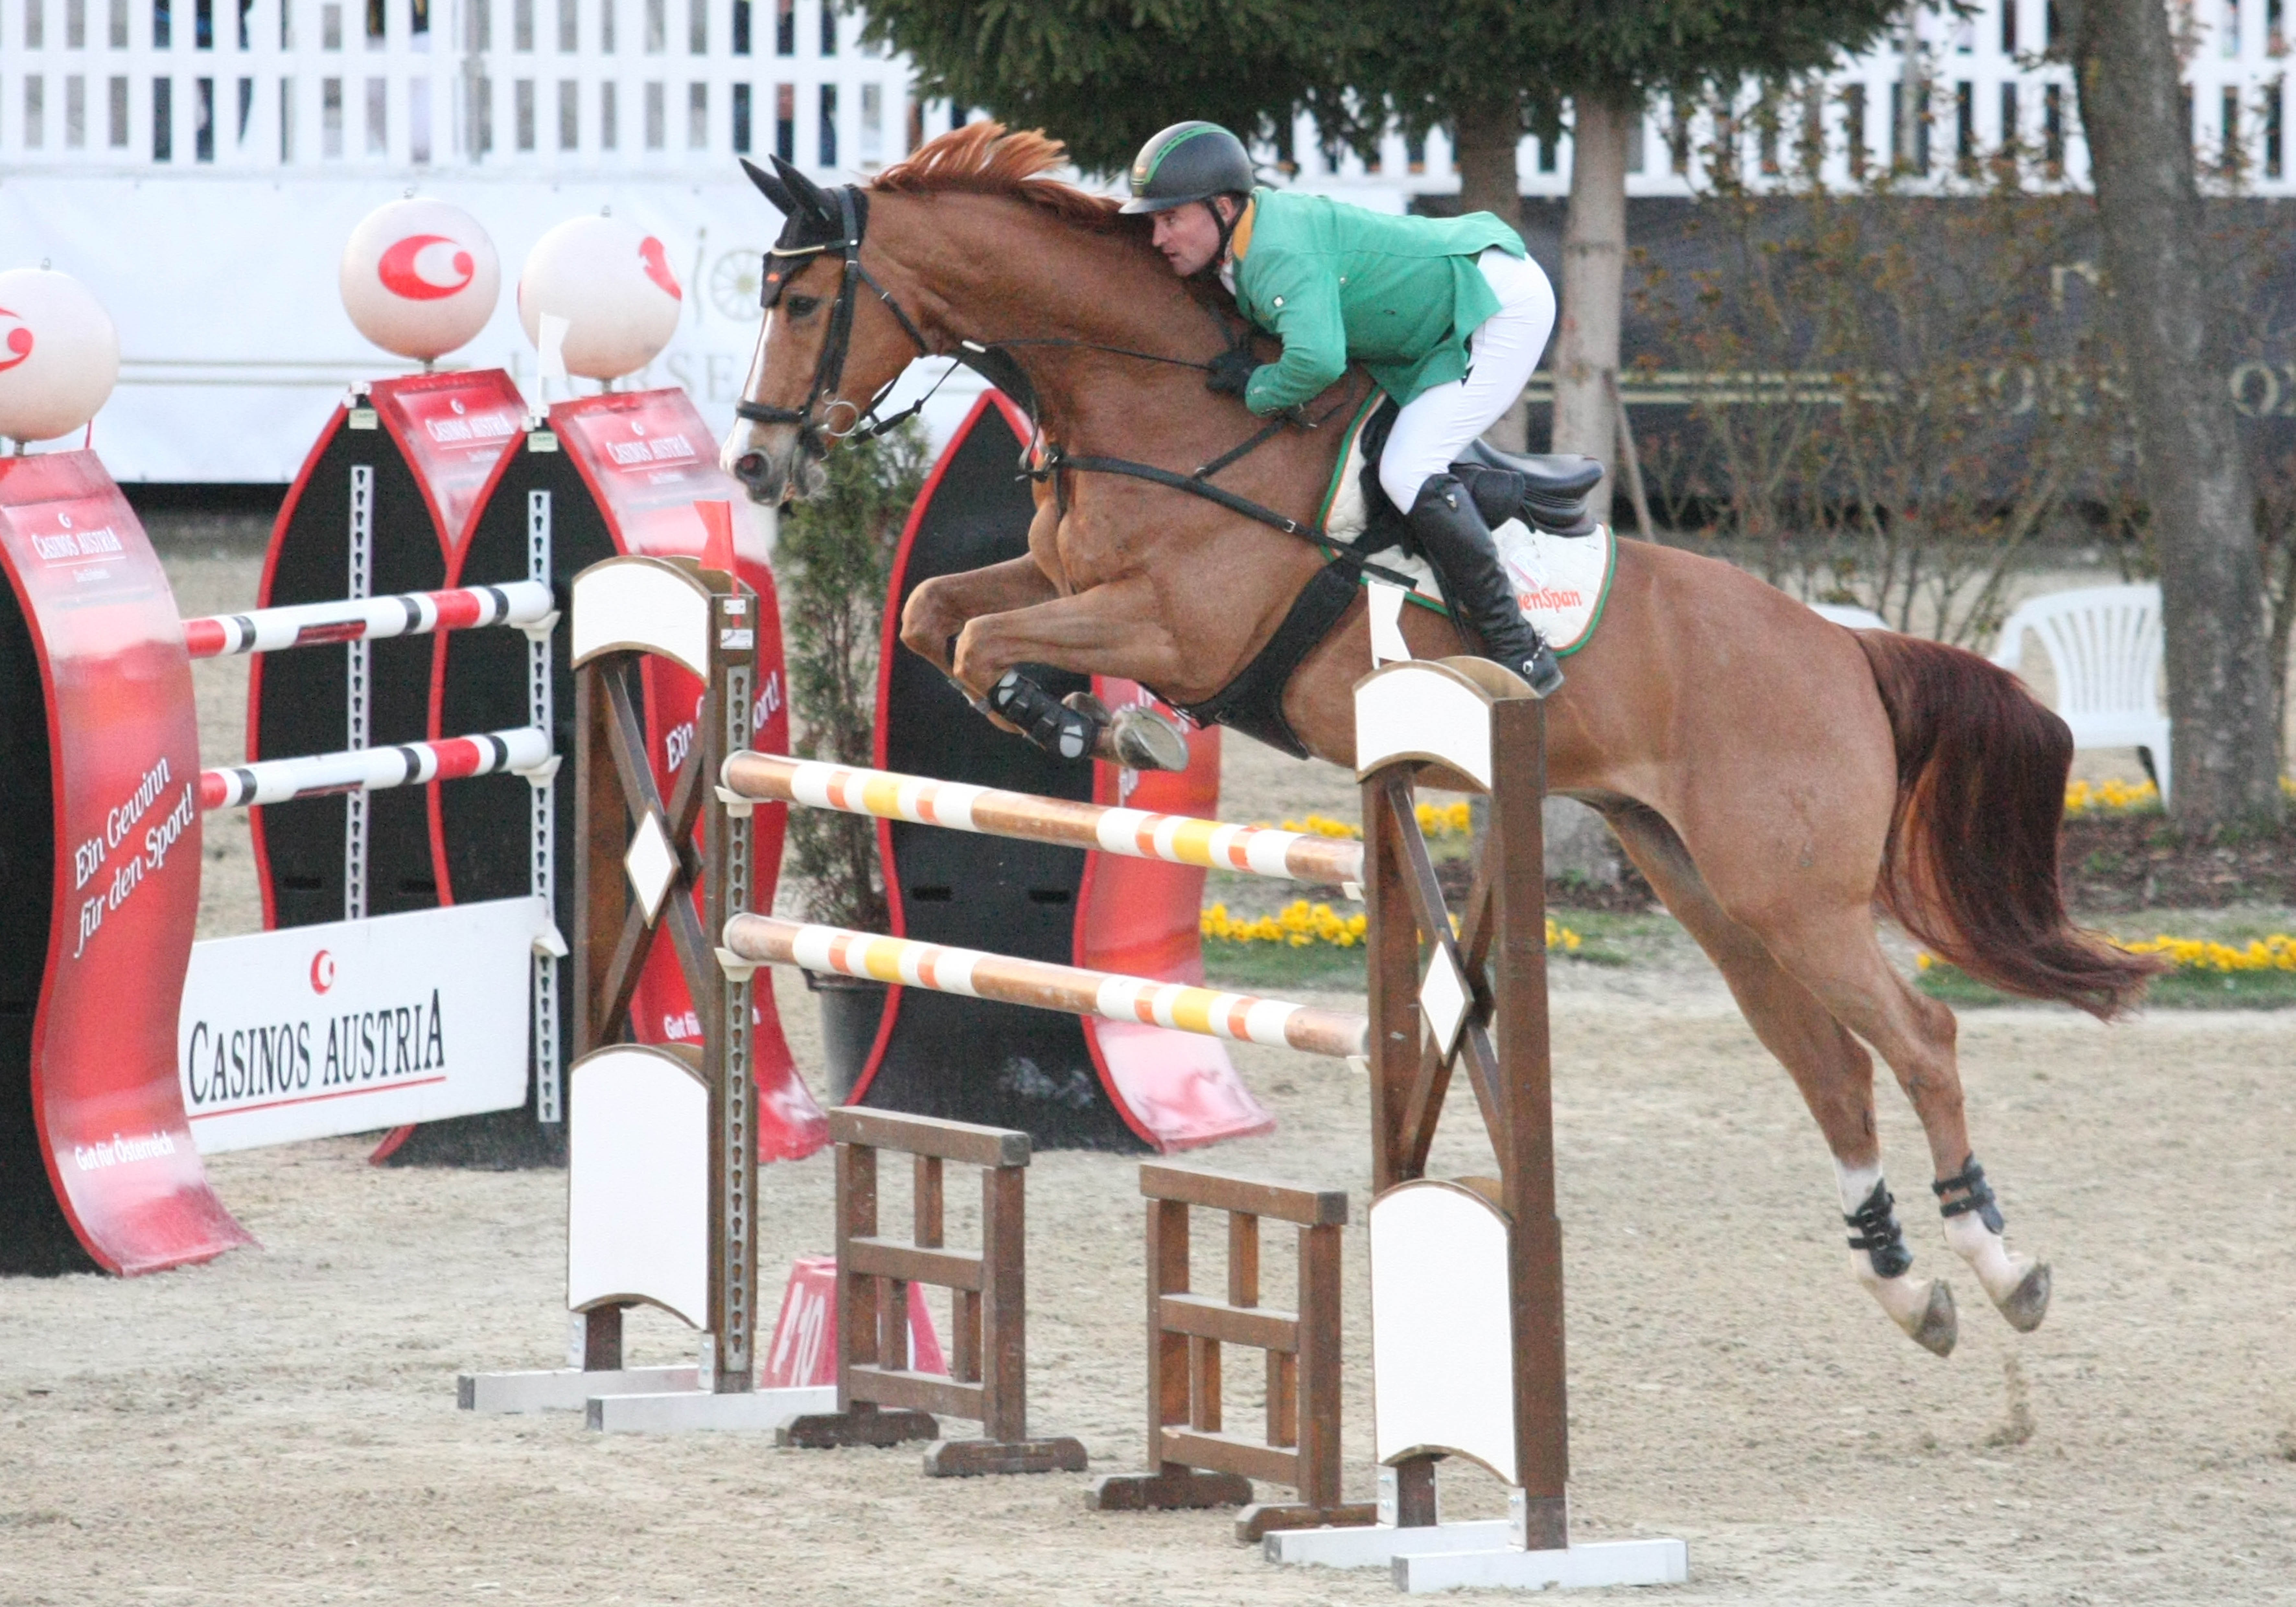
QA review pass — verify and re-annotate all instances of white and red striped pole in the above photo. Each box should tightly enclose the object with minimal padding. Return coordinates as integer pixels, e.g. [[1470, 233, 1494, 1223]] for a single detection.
[[182, 580, 555, 660], [199, 727, 552, 810]]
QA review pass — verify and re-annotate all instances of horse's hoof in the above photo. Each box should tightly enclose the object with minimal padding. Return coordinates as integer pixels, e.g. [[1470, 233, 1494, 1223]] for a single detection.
[[1994, 1261, 2050, 1333], [1902, 1279, 1958, 1357], [1106, 707, 1191, 772]]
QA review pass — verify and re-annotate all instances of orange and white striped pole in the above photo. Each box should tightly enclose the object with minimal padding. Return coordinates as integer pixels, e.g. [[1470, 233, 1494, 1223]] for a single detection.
[[720, 913, 1368, 1060], [719, 751, 1363, 887]]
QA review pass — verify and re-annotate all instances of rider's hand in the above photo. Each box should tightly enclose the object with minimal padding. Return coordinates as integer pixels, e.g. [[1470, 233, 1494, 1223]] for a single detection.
[[1206, 346, 1260, 398]]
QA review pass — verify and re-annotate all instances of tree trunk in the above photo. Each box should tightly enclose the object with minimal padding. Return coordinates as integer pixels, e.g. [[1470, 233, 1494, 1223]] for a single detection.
[[2064, 0, 2283, 825], [1452, 95, 1530, 451], [1552, 92, 1633, 529]]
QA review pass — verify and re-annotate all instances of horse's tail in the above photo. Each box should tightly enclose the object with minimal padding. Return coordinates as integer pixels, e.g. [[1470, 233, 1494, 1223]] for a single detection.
[[1855, 631, 2163, 1018]]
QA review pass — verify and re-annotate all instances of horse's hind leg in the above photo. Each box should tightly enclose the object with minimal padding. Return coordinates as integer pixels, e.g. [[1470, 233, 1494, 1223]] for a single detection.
[[1604, 801, 1960, 1356], [1751, 901, 2053, 1337]]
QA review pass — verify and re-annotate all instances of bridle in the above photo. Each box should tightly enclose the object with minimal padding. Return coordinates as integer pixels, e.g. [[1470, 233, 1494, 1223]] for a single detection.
[[733, 186, 935, 462]]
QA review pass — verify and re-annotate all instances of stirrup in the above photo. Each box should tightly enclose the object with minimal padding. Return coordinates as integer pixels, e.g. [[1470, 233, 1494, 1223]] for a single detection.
[[1517, 641, 1564, 698], [1843, 1179, 1914, 1279], [1932, 1156, 2006, 1234]]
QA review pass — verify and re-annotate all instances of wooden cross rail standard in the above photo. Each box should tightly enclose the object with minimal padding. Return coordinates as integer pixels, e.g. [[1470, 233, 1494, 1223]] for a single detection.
[[1259, 657, 1688, 1590], [776, 1108, 1087, 1477], [1089, 1165, 1375, 1542], [567, 554, 782, 1422]]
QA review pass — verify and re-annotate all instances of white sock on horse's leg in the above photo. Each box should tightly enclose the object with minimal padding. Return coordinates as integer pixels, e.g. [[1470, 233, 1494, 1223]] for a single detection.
[[1943, 1210, 2034, 1304], [1935, 1158, 2050, 1332], [1835, 1158, 1957, 1354]]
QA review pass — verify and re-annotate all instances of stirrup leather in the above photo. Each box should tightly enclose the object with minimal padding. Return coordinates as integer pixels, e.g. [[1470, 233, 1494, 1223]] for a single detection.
[[1843, 1179, 1913, 1279], [1931, 1156, 2006, 1234]]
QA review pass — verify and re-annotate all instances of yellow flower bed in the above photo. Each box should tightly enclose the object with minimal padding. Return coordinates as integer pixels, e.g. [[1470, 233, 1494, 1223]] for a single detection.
[[1265, 801, 1474, 841], [2062, 778, 2158, 816], [1201, 900, 1585, 955], [1920, 932, 2296, 975], [2064, 775, 2296, 816], [1201, 900, 1368, 947], [2117, 933, 2296, 972]]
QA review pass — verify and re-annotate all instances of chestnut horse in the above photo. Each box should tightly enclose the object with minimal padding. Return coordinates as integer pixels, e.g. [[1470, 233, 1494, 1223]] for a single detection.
[[720, 124, 2156, 1357]]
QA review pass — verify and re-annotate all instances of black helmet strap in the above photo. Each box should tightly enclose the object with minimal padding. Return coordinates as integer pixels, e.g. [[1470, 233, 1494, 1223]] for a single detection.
[[1205, 195, 1244, 272]]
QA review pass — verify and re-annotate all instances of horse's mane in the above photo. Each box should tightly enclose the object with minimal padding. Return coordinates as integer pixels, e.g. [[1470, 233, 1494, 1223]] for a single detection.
[[870, 122, 1126, 232]]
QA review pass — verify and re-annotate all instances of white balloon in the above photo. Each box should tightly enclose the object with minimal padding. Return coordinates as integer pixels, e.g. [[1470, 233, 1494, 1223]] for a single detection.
[[340, 198, 501, 362], [518, 215, 684, 382], [0, 269, 121, 444]]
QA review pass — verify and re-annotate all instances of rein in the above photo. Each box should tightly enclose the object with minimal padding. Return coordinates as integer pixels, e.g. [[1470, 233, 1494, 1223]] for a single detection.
[[736, 184, 1416, 589]]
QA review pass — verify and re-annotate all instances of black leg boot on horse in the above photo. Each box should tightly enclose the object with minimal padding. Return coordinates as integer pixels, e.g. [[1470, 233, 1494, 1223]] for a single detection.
[[986, 665, 1193, 770], [1407, 473, 1565, 697]]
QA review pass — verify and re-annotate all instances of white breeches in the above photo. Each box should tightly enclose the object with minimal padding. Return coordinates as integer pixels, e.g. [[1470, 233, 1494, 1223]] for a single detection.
[[1377, 247, 1558, 512]]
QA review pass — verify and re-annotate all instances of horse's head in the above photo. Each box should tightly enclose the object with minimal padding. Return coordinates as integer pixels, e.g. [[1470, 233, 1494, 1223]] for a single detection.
[[719, 155, 929, 504]]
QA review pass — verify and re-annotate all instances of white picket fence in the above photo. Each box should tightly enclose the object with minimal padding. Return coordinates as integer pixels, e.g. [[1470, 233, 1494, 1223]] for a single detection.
[[0, 0, 937, 175], [1, 0, 2291, 197]]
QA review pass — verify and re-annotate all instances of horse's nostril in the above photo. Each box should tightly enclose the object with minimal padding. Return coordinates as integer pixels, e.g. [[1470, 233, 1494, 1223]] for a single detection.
[[735, 452, 766, 481]]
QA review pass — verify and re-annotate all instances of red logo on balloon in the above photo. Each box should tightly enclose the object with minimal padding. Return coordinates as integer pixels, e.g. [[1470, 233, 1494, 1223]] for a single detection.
[[0, 308, 32, 373], [309, 950, 337, 993], [377, 235, 477, 301], [638, 236, 684, 301]]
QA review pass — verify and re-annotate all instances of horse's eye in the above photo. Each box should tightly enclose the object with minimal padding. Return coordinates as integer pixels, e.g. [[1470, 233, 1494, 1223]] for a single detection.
[[785, 294, 821, 318]]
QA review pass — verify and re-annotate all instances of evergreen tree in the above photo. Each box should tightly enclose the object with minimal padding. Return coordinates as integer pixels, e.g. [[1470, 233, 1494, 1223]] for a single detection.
[[855, 0, 1898, 517]]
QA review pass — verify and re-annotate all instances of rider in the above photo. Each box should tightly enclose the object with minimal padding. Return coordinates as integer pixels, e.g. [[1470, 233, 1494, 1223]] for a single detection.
[[1121, 120, 1566, 696]]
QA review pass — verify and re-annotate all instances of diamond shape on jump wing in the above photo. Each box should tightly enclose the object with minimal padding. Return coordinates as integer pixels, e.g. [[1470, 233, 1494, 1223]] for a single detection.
[[1419, 941, 1471, 1057], [624, 809, 680, 926]]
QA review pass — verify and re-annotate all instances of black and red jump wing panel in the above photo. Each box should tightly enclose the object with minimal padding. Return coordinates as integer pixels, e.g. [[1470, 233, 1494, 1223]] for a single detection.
[[0, 450, 251, 1274], [857, 391, 1269, 1153], [247, 369, 526, 934]]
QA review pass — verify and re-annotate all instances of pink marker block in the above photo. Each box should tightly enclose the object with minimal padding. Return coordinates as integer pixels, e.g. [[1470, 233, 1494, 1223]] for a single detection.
[[759, 1255, 946, 1388]]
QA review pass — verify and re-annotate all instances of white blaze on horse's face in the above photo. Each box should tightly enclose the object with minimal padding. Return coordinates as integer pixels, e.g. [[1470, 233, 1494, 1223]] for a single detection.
[[719, 256, 843, 504]]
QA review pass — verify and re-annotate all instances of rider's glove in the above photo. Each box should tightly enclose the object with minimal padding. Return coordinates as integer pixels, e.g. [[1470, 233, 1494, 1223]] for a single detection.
[[1206, 346, 1261, 399]]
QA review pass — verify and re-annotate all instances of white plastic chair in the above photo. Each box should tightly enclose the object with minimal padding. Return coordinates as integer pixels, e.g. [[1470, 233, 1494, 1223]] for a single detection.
[[1808, 602, 1890, 630], [1988, 583, 2170, 803]]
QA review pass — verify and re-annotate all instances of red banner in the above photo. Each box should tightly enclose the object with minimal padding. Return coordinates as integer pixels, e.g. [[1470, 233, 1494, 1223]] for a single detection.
[[370, 370, 529, 539], [1079, 691, 1272, 1150], [0, 450, 250, 1273]]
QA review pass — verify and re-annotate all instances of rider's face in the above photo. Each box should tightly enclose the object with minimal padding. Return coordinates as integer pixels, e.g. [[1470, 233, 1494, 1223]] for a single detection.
[[1152, 198, 1235, 277]]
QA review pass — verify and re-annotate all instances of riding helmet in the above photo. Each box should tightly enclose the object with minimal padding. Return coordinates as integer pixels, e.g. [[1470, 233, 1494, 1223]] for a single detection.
[[1120, 122, 1257, 214]]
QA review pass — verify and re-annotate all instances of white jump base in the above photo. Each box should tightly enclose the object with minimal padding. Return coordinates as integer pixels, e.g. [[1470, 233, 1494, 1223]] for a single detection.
[[1268, 1524, 1689, 1593], [455, 1364, 833, 1430], [456, 1364, 699, 1413], [584, 1383, 837, 1433]]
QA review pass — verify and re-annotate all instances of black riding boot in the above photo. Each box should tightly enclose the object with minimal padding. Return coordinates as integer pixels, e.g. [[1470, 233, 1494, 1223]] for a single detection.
[[1406, 473, 1564, 696]]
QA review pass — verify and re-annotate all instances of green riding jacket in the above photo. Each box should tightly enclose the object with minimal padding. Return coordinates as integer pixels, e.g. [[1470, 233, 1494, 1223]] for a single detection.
[[1227, 187, 1526, 416]]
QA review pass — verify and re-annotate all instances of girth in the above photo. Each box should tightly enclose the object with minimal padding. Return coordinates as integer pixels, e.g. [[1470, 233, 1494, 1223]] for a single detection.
[[1165, 563, 1361, 761]]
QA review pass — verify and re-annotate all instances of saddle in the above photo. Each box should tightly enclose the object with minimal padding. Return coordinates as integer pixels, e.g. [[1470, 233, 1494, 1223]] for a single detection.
[[1168, 397, 1611, 759], [1352, 395, 1603, 545]]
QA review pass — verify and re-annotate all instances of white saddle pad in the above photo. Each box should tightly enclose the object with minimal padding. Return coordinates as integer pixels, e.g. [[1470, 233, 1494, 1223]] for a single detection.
[[1320, 407, 1614, 656]]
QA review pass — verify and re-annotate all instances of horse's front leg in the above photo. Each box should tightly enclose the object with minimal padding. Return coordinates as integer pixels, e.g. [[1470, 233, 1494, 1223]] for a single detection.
[[899, 555, 1061, 675], [951, 577, 1193, 769]]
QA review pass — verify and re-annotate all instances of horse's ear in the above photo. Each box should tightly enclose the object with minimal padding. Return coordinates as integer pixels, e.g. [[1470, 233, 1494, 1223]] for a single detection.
[[740, 155, 797, 215], [771, 153, 839, 228]]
